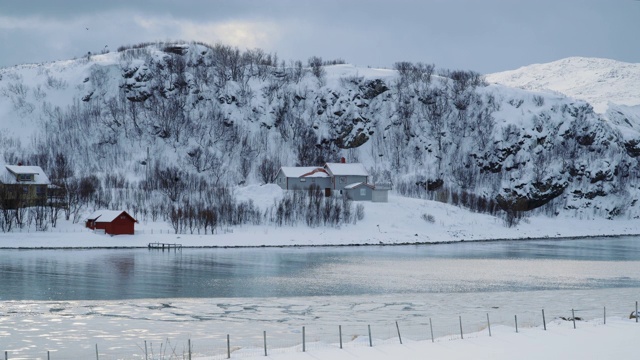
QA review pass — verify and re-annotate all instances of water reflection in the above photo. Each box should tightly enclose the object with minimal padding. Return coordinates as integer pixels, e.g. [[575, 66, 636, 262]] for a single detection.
[[1, 237, 640, 300]]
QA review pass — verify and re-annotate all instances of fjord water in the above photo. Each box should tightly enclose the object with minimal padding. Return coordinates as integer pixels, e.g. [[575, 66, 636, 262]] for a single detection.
[[2, 237, 640, 301]]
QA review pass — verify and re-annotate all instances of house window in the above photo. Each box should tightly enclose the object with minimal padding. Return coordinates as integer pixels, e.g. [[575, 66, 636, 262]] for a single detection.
[[311, 178, 315, 183], [300, 178, 306, 182], [18, 174, 33, 182], [36, 186, 45, 196], [339, 177, 346, 184], [360, 188, 366, 196], [22, 186, 29, 194]]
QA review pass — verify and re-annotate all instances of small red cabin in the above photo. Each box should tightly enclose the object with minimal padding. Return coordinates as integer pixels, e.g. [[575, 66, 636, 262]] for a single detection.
[[85, 210, 137, 235]]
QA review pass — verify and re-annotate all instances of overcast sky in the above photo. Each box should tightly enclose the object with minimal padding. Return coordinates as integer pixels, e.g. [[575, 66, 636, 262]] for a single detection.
[[0, 0, 638, 74]]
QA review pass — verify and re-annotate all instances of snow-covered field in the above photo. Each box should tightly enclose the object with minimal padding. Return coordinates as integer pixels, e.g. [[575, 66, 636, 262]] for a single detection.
[[2, 185, 640, 249], [242, 318, 640, 360]]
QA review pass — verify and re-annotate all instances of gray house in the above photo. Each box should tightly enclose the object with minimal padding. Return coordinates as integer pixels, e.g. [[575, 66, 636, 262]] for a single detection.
[[274, 159, 391, 202], [344, 182, 390, 202], [274, 166, 332, 192], [323, 162, 369, 191]]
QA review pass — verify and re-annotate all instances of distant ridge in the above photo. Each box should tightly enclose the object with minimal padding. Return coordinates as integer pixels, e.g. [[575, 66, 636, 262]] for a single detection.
[[486, 57, 640, 113]]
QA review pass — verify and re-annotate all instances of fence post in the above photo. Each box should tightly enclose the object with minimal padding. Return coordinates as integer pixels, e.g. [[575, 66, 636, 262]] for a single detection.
[[263, 331, 267, 356], [339, 325, 343, 349], [48, 351, 50, 360], [515, 315, 518, 333], [227, 334, 231, 359], [572, 309, 576, 329], [368, 325, 373, 347], [604, 307, 606, 325], [636, 301, 638, 323], [188, 339, 191, 360], [5, 351, 7, 360], [486, 313, 491, 337], [542, 309, 546, 330], [95, 344, 99, 360], [302, 326, 306, 352], [429, 318, 434, 343], [459, 316, 464, 339], [396, 321, 402, 344], [144, 340, 148, 360]]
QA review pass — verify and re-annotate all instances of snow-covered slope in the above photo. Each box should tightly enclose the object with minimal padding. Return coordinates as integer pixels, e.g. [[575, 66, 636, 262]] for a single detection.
[[2, 43, 640, 230], [486, 57, 640, 114]]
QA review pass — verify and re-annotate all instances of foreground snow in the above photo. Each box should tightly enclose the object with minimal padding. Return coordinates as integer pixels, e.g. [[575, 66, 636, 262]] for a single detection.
[[3, 292, 639, 360], [237, 319, 640, 360], [1, 187, 639, 249]]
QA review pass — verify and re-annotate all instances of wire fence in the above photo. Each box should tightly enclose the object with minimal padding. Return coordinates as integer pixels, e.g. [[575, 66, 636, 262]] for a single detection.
[[3, 300, 639, 360]]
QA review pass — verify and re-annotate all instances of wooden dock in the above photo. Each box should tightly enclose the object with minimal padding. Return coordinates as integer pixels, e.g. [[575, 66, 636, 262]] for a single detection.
[[148, 242, 183, 250]]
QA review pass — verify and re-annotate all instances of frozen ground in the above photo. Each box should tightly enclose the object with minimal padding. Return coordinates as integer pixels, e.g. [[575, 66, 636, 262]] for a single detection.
[[1, 186, 639, 249]]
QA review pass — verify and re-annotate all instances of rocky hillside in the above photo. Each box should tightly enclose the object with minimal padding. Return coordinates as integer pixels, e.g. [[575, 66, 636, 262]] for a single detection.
[[1, 42, 640, 225]]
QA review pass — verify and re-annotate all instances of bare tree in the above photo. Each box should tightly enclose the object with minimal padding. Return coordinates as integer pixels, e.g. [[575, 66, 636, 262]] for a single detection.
[[258, 157, 281, 184], [308, 56, 326, 83], [156, 165, 186, 202]]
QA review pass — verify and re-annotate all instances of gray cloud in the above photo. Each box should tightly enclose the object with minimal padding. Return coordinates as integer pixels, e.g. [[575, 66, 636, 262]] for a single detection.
[[0, 0, 638, 73]]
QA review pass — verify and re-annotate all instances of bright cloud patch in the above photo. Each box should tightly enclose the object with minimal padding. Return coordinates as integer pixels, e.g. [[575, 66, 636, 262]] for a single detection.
[[134, 16, 280, 48]]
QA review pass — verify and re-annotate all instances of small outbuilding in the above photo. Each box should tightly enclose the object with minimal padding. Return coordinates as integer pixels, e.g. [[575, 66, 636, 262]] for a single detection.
[[344, 182, 390, 203], [85, 210, 137, 235]]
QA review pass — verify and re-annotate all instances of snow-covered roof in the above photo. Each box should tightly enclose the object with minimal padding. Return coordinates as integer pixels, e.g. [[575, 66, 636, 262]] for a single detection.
[[344, 182, 374, 190], [279, 167, 330, 178], [0, 165, 50, 185], [324, 163, 369, 177], [86, 210, 136, 223]]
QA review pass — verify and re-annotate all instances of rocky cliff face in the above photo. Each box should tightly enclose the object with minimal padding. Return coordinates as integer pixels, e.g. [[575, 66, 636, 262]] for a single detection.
[[1, 43, 639, 220]]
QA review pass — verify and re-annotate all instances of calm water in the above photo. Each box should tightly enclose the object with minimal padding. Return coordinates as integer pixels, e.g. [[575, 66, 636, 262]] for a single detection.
[[2, 237, 640, 300]]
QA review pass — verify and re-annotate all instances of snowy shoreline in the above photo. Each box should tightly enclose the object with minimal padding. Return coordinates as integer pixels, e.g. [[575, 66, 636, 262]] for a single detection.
[[3, 191, 640, 249], [1, 231, 639, 250]]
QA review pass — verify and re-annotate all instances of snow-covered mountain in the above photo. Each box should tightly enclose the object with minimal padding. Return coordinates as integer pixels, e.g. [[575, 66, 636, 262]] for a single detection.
[[1, 43, 640, 229], [486, 57, 640, 114]]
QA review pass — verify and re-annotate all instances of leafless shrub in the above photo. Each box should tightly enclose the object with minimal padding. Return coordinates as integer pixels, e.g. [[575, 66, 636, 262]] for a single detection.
[[421, 213, 435, 223]]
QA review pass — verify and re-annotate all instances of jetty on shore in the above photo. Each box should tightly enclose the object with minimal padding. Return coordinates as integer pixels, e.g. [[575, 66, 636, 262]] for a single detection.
[[148, 242, 182, 250]]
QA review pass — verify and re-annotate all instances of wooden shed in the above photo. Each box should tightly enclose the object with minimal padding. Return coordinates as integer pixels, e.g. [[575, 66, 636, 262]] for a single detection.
[[86, 210, 137, 235]]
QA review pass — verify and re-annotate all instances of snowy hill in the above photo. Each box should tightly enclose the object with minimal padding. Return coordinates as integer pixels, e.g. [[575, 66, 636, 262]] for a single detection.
[[486, 57, 640, 114], [1, 42, 640, 234]]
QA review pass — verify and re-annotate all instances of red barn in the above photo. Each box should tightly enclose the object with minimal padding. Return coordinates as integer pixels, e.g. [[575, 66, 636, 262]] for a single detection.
[[85, 210, 137, 235]]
